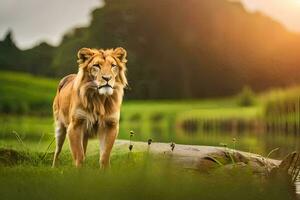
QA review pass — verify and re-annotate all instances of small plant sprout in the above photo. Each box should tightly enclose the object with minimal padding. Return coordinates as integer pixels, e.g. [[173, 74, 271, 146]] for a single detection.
[[129, 130, 135, 152], [266, 147, 280, 159], [220, 142, 235, 164], [12, 131, 25, 147], [148, 138, 153, 146], [147, 138, 153, 152], [129, 144, 133, 152], [130, 130, 135, 138], [40, 136, 55, 162], [170, 142, 175, 152], [230, 139, 237, 164], [264, 147, 280, 172], [232, 138, 237, 151]]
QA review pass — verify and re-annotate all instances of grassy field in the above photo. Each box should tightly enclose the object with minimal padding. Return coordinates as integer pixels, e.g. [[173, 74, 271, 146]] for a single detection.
[[0, 71, 57, 115], [0, 139, 295, 200], [0, 161, 294, 200]]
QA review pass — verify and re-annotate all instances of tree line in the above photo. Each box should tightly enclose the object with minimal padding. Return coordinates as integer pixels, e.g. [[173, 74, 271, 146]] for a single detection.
[[1, 0, 300, 99]]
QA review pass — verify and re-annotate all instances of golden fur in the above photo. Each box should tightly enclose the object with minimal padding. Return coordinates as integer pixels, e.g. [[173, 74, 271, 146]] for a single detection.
[[52, 47, 127, 168]]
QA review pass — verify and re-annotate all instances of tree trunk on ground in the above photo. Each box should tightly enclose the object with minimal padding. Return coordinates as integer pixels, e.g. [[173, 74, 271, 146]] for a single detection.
[[115, 140, 298, 179]]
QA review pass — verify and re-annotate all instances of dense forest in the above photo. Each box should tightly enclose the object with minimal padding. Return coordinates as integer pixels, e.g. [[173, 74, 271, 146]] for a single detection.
[[1, 0, 300, 99]]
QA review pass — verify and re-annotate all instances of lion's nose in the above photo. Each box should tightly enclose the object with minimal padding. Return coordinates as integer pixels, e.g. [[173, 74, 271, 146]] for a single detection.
[[102, 76, 112, 82]]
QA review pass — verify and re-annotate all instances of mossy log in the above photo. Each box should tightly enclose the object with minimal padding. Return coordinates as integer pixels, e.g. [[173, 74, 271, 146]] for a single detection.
[[115, 140, 298, 179]]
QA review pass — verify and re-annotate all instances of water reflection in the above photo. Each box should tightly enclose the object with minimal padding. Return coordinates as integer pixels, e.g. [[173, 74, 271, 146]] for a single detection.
[[122, 121, 300, 160]]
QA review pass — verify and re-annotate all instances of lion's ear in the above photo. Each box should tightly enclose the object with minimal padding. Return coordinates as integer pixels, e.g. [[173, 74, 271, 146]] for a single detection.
[[77, 48, 95, 64], [113, 47, 127, 63]]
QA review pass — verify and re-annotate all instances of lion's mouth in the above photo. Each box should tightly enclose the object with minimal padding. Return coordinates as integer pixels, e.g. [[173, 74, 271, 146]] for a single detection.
[[98, 84, 113, 89], [98, 84, 114, 96]]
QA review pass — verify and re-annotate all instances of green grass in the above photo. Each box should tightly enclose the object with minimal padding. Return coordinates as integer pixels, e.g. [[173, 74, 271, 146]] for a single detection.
[[0, 163, 294, 200], [0, 70, 58, 114], [0, 140, 295, 200], [0, 115, 53, 140], [176, 106, 262, 121], [261, 86, 300, 133]]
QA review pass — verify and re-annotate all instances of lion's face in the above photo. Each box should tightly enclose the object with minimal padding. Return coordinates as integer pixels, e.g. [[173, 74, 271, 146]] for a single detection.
[[77, 47, 128, 96], [89, 53, 119, 96]]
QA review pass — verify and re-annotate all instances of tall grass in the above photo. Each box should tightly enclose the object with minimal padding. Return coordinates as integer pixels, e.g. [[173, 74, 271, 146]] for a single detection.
[[263, 87, 300, 134], [236, 86, 256, 107]]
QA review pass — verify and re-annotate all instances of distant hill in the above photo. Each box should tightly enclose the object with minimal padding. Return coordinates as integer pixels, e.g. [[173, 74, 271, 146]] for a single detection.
[[0, 31, 55, 76], [0, 70, 57, 115], [1, 0, 300, 99]]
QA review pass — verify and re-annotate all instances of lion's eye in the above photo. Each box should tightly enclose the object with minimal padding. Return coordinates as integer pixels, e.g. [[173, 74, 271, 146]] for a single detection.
[[91, 66, 99, 75], [93, 64, 100, 68], [111, 64, 117, 68]]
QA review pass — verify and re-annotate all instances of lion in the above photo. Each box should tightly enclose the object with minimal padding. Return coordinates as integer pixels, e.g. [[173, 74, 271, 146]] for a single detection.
[[52, 47, 128, 168]]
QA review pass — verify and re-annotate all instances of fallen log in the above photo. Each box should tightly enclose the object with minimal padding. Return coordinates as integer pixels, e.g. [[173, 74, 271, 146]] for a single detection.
[[114, 140, 298, 180]]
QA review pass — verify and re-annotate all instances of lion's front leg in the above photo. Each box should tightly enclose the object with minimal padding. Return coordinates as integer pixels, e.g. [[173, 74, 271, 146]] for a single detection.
[[99, 122, 119, 169], [67, 120, 85, 167]]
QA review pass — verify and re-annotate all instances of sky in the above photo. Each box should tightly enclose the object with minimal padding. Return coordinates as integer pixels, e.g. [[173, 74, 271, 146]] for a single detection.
[[0, 0, 103, 49], [241, 0, 300, 32], [1, 0, 300, 50]]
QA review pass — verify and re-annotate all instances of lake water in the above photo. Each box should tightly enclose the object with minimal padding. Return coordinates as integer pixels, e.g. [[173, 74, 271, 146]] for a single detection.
[[122, 122, 300, 160]]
